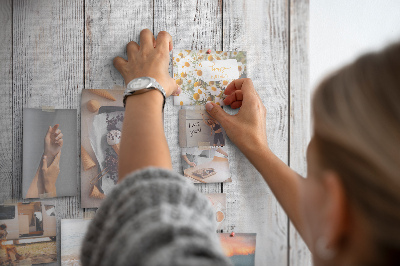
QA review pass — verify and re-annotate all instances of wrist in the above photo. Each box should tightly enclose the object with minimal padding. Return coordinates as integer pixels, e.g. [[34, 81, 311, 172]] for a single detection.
[[241, 138, 271, 159], [43, 181, 56, 195], [125, 90, 164, 110]]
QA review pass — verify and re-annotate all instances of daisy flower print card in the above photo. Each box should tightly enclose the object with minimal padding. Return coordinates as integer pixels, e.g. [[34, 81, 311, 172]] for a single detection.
[[173, 49, 247, 106]]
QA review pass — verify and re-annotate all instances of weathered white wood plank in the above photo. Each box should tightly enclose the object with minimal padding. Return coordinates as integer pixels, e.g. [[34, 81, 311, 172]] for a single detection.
[[289, 0, 312, 265], [0, 0, 13, 204], [154, 0, 223, 195], [223, 0, 289, 264], [85, 0, 153, 90], [13, 0, 84, 263]]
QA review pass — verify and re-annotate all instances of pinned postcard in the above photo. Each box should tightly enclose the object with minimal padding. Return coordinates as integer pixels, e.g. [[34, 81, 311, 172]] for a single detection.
[[81, 89, 124, 208], [205, 193, 227, 231], [23, 108, 78, 199], [61, 219, 92, 265], [0, 202, 57, 265], [182, 146, 231, 183], [219, 233, 257, 266], [173, 49, 247, 106], [179, 109, 227, 148]]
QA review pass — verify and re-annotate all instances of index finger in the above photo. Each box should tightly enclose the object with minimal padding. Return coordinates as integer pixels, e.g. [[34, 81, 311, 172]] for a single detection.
[[51, 124, 59, 133], [155, 31, 173, 52], [139, 29, 155, 52], [224, 78, 256, 96]]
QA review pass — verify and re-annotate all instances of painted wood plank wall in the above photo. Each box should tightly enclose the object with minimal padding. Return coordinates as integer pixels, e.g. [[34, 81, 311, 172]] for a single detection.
[[12, 1, 84, 264], [222, 0, 289, 265], [0, 0, 310, 265], [289, 0, 312, 265], [0, 0, 13, 203]]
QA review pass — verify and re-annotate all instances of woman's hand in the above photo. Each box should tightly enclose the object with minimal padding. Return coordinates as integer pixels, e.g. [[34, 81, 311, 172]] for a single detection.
[[205, 78, 269, 156], [113, 29, 180, 97], [41, 152, 61, 197], [44, 124, 63, 165]]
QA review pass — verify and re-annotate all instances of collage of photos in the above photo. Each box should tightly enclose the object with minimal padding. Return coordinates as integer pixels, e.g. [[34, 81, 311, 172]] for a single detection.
[[0, 202, 57, 265], [80, 89, 125, 208], [1, 47, 255, 264], [23, 109, 78, 199], [179, 109, 231, 183], [173, 49, 247, 106]]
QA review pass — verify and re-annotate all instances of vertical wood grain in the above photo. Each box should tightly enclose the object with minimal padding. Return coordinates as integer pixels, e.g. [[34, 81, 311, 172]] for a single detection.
[[13, 0, 84, 263], [85, 0, 153, 90], [0, 0, 13, 204], [4, 0, 311, 265], [153, 0, 223, 195], [289, 0, 312, 265], [223, 0, 289, 264]]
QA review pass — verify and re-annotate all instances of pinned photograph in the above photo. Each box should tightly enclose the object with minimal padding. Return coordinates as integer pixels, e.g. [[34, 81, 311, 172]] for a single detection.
[[219, 233, 257, 266], [22, 108, 78, 198], [61, 219, 92, 265], [205, 193, 227, 231], [173, 49, 247, 106], [81, 89, 125, 208], [179, 109, 226, 148], [0, 202, 57, 265], [182, 147, 231, 183]]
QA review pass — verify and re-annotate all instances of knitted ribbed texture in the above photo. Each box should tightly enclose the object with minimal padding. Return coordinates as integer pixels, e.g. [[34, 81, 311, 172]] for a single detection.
[[81, 167, 232, 266]]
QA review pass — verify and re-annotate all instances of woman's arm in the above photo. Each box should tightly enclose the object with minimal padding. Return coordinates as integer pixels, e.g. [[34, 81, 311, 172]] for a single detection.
[[26, 162, 44, 198], [201, 113, 212, 128], [26, 152, 61, 198], [113, 29, 179, 181], [182, 154, 196, 167], [205, 78, 309, 246]]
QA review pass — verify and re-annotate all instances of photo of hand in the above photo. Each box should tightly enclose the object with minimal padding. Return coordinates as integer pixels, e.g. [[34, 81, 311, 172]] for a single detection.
[[26, 124, 63, 198]]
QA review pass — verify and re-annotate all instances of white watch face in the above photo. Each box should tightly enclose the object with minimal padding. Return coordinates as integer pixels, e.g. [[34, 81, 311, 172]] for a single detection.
[[130, 77, 151, 90]]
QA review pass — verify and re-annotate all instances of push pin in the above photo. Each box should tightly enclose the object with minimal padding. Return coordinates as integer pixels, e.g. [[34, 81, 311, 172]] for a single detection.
[[230, 232, 235, 237], [206, 49, 211, 54]]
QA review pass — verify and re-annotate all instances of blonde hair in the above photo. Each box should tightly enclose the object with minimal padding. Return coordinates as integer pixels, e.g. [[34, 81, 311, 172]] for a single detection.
[[312, 43, 400, 264]]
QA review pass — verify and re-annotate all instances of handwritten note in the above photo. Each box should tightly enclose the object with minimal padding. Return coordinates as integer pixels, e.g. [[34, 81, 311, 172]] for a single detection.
[[188, 121, 202, 137], [198, 59, 239, 82]]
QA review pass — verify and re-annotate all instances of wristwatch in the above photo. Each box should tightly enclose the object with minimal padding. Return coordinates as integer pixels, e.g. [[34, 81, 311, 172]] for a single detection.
[[123, 77, 166, 110]]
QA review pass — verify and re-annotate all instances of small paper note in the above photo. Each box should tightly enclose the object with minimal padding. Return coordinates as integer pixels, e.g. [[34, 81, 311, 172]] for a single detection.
[[199, 59, 239, 82]]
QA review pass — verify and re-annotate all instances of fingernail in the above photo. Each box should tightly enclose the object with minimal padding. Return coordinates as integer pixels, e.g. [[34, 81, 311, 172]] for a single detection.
[[205, 102, 214, 111], [177, 86, 182, 94], [43, 156, 47, 159]]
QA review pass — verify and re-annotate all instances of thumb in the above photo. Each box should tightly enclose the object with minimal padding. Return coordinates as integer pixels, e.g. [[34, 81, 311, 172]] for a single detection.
[[205, 102, 230, 127], [42, 155, 48, 171], [52, 151, 61, 166], [45, 126, 52, 138]]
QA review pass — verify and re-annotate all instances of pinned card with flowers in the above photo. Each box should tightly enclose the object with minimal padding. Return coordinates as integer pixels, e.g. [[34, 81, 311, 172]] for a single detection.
[[173, 49, 247, 106]]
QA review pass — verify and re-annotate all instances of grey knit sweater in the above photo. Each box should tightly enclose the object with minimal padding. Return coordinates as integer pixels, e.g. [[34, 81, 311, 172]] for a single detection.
[[81, 167, 232, 266]]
